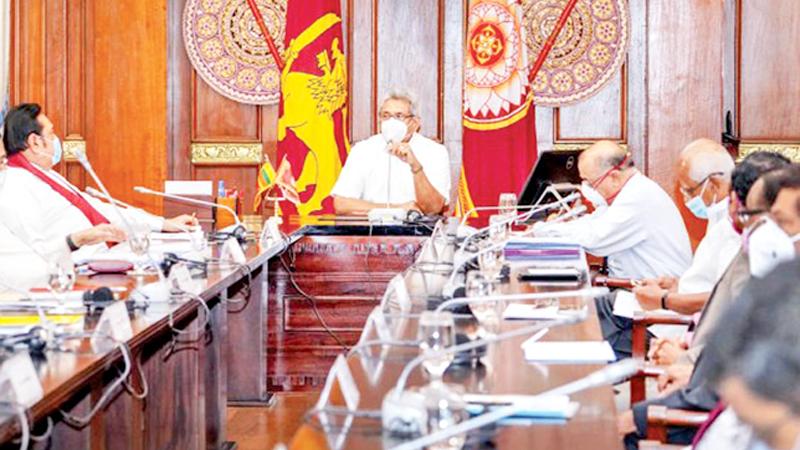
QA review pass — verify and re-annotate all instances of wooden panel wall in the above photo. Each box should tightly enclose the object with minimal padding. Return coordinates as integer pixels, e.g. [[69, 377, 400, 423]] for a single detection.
[[10, 0, 166, 213], [737, 0, 800, 143], [9, 0, 799, 223]]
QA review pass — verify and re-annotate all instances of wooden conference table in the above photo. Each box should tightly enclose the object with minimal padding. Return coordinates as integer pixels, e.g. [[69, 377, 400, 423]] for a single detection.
[[0, 216, 620, 450]]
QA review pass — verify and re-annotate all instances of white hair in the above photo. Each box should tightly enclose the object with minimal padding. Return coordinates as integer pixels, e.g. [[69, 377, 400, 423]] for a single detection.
[[380, 90, 417, 116], [681, 139, 735, 182]]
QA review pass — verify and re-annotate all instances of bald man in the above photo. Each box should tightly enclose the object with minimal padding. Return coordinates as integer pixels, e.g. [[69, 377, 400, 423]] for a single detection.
[[632, 139, 740, 315], [534, 140, 692, 280]]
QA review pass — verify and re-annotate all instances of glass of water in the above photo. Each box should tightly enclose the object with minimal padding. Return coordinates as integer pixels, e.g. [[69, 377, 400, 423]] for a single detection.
[[478, 240, 504, 283], [47, 251, 76, 294], [466, 272, 501, 335], [498, 192, 518, 217], [417, 311, 456, 386], [128, 222, 151, 276]]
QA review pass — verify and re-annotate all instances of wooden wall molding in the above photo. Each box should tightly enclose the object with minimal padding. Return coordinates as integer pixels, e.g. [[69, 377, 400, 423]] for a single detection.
[[552, 142, 628, 153], [738, 142, 800, 163], [62, 139, 86, 162], [190, 142, 263, 165]]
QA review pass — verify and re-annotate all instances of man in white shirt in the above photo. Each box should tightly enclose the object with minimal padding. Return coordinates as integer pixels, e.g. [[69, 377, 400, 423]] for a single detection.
[[331, 92, 451, 215], [0, 144, 126, 290], [0, 103, 196, 263], [534, 140, 692, 280], [633, 139, 741, 315]]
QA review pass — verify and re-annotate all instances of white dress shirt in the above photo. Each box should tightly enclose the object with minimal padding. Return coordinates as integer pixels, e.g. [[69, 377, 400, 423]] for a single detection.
[[535, 172, 693, 280], [677, 197, 742, 294], [0, 165, 164, 263], [0, 221, 58, 291], [331, 133, 451, 205]]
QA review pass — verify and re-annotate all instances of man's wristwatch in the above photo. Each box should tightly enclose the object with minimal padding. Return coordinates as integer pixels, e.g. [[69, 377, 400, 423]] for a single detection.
[[411, 164, 423, 174], [66, 234, 80, 252], [660, 290, 670, 310]]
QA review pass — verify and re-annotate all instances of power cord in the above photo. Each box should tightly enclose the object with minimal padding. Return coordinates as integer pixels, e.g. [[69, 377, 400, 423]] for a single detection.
[[278, 254, 349, 351]]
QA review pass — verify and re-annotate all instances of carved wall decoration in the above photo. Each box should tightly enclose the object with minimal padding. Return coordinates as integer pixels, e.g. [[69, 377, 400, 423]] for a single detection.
[[183, 0, 287, 105], [190, 142, 264, 164], [523, 0, 629, 106], [738, 143, 800, 163]]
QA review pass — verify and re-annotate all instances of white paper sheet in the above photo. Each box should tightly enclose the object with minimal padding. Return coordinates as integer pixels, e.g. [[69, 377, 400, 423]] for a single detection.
[[522, 341, 616, 363], [502, 304, 561, 320]]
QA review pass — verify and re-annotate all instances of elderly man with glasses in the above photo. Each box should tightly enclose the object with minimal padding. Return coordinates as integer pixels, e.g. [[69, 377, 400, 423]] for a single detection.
[[331, 91, 451, 216]]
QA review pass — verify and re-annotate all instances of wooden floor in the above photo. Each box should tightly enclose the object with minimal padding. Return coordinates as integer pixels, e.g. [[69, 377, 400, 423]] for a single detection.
[[227, 393, 319, 450]]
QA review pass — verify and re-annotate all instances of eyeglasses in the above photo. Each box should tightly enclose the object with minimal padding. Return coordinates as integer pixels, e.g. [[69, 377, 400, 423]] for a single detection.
[[680, 172, 724, 201], [736, 208, 767, 224], [379, 112, 414, 120], [583, 154, 630, 189]]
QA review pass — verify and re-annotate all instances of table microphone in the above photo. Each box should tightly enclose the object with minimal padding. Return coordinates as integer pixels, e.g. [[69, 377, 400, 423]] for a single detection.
[[390, 358, 640, 450], [381, 312, 588, 435], [85, 186, 134, 209], [133, 186, 247, 244], [433, 286, 609, 314]]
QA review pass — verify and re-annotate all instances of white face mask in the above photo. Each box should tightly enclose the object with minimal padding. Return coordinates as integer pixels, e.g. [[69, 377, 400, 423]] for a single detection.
[[746, 217, 800, 278], [580, 181, 607, 209], [380, 118, 408, 145], [706, 197, 729, 225]]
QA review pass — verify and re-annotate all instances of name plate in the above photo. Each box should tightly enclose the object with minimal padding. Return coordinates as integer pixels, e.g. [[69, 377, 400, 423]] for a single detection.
[[91, 302, 133, 352], [0, 352, 44, 408], [222, 237, 247, 265]]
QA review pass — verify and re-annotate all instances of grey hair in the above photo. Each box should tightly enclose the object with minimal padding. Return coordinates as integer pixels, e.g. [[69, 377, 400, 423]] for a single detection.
[[680, 139, 735, 182], [379, 90, 417, 116]]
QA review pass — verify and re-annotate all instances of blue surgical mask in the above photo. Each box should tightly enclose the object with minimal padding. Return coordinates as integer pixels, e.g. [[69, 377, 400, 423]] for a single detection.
[[685, 179, 710, 219], [50, 136, 63, 166]]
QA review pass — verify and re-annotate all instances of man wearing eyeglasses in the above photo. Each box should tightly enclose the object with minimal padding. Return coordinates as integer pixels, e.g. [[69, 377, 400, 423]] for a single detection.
[[534, 140, 692, 280], [331, 92, 451, 216]]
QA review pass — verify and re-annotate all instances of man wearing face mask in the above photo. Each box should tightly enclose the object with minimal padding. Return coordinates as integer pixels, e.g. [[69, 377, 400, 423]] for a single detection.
[[331, 92, 451, 215], [534, 140, 692, 280], [0, 142, 126, 290], [0, 103, 197, 263], [749, 164, 800, 277], [632, 139, 740, 315]]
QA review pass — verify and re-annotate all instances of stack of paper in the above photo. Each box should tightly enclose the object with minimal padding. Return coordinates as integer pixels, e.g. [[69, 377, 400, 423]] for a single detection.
[[504, 238, 582, 262], [502, 304, 561, 320], [464, 394, 578, 420], [522, 340, 616, 363]]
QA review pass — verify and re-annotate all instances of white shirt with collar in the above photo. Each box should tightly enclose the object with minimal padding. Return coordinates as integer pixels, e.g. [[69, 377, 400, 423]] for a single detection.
[[535, 172, 693, 280], [677, 197, 742, 294], [0, 165, 164, 263], [0, 220, 62, 291], [330, 133, 451, 205]]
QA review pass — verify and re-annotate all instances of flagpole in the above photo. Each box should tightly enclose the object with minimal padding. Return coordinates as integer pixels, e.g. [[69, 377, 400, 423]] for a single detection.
[[245, 0, 285, 71], [527, 0, 580, 84]]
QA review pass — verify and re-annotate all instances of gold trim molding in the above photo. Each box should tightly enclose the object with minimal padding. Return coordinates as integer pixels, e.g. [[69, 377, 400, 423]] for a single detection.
[[738, 143, 800, 163], [190, 143, 263, 165], [63, 140, 86, 162], [552, 142, 628, 153]]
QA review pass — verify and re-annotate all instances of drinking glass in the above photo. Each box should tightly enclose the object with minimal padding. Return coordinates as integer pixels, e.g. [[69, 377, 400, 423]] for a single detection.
[[466, 272, 501, 335], [488, 214, 509, 243], [498, 192, 517, 217], [47, 252, 76, 294], [128, 222, 151, 276], [417, 311, 456, 385], [424, 385, 468, 450], [478, 240, 504, 282]]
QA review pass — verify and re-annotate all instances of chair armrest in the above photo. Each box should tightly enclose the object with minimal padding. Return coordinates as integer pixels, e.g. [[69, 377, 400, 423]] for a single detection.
[[646, 405, 708, 441], [592, 275, 637, 289], [630, 363, 667, 404], [633, 311, 695, 326]]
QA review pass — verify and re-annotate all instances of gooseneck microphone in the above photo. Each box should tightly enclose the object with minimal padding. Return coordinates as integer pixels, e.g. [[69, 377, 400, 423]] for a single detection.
[[389, 359, 640, 450], [133, 186, 247, 244]]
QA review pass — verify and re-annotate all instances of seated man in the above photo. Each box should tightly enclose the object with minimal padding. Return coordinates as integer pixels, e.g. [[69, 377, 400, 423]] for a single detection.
[[0, 144, 126, 290], [0, 103, 197, 262], [702, 259, 800, 450], [618, 157, 799, 449], [633, 139, 740, 315], [753, 164, 800, 273], [331, 92, 451, 215], [534, 140, 692, 280]]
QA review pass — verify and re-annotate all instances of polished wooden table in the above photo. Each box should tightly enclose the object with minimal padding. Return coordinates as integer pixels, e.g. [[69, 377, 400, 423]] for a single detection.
[[287, 247, 623, 449]]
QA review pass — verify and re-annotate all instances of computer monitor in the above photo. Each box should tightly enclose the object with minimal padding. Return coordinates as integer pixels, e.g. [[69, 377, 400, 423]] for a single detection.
[[518, 149, 583, 206]]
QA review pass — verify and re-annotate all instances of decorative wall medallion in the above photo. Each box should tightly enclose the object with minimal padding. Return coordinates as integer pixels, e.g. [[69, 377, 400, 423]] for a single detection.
[[190, 143, 263, 164], [523, 0, 629, 106], [62, 140, 86, 162], [738, 143, 800, 163], [183, 0, 287, 105]]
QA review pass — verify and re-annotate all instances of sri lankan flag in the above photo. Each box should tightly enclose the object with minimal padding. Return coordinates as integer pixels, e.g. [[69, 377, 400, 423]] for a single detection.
[[276, 0, 350, 216], [253, 159, 277, 212], [459, 0, 538, 215]]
